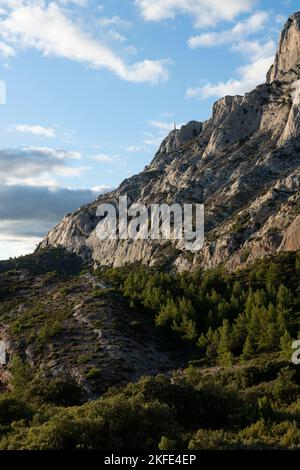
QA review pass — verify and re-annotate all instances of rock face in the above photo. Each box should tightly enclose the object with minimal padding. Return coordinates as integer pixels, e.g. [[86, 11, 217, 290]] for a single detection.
[[280, 215, 300, 251], [267, 12, 300, 83], [41, 12, 300, 271]]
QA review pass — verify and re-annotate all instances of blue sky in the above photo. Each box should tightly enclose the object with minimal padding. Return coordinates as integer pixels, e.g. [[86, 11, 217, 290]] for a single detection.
[[0, 0, 298, 259]]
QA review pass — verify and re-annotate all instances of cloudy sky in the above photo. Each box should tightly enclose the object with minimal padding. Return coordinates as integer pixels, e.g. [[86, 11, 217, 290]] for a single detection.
[[0, 0, 297, 259]]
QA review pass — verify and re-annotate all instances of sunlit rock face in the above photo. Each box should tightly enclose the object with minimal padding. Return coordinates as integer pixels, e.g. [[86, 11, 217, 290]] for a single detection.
[[267, 12, 300, 84], [280, 215, 300, 251], [41, 12, 300, 272]]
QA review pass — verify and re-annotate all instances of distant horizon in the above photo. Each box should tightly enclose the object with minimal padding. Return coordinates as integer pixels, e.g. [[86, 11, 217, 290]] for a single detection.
[[0, 0, 298, 260]]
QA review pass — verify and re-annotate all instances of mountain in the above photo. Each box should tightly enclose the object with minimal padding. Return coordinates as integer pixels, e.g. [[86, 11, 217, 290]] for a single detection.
[[40, 12, 300, 272], [1, 13, 300, 451]]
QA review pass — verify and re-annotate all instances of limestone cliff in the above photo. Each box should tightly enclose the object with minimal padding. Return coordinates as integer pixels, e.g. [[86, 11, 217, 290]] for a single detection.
[[41, 12, 300, 271], [267, 12, 300, 83]]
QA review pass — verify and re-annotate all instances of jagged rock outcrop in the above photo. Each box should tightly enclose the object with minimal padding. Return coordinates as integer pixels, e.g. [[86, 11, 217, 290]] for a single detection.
[[267, 12, 300, 83], [280, 215, 300, 251], [41, 12, 300, 271], [153, 120, 202, 157]]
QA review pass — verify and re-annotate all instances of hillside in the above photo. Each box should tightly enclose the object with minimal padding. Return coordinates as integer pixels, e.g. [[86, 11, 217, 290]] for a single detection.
[[0, 247, 299, 449], [0, 249, 177, 397]]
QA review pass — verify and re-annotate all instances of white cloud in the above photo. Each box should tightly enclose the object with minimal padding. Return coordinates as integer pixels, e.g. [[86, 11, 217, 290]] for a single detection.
[[275, 14, 286, 24], [97, 14, 132, 44], [0, 183, 111, 259], [90, 153, 120, 163], [160, 112, 174, 118], [58, 0, 87, 6], [187, 54, 274, 98], [97, 16, 132, 28], [0, 2, 169, 83], [0, 40, 14, 57], [136, 0, 256, 28], [142, 117, 184, 147], [148, 120, 175, 131], [143, 132, 163, 147], [0, 146, 85, 186], [148, 119, 185, 132], [8, 124, 56, 137], [126, 146, 142, 153], [0, 235, 42, 259], [187, 26, 276, 100], [143, 122, 173, 147], [27, 146, 82, 160], [188, 11, 268, 48], [231, 39, 275, 61], [91, 184, 113, 193], [53, 165, 90, 177], [107, 30, 127, 43]]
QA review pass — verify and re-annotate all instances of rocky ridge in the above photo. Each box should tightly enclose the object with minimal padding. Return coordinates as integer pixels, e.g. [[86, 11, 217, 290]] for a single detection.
[[41, 12, 300, 272]]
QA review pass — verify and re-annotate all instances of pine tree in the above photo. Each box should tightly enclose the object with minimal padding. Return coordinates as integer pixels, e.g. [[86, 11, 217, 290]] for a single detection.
[[10, 355, 32, 399], [217, 319, 233, 366], [242, 335, 255, 361], [264, 322, 280, 353], [253, 289, 268, 308], [276, 284, 293, 309], [143, 285, 164, 311], [178, 297, 195, 319], [172, 314, 197, 342], [277, 311, 286, 337], [266, 262, 282, 294], [205, 328, 220, 361], [158, 436, 176, 451], [276, 284, 293, 330], [245, 289, 255, 320], [257, 303, 278, 352], [246, 303, 261, 350], [155, 298, 178, 327], [197, 333, 208, 354], [217, 299, 231, 321], [209, 289, 221, 308], [229, 294, 241, 319], [231, 313, 248, 355], [280, 330, 293, 360], [232, 281, 242, 298]]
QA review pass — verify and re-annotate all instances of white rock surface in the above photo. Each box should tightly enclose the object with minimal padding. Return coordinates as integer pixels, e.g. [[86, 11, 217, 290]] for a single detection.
[[41, 11, 300, 272]]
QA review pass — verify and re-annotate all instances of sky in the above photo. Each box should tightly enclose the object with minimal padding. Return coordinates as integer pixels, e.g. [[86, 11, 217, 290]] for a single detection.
[[0, 0, 298, 260]]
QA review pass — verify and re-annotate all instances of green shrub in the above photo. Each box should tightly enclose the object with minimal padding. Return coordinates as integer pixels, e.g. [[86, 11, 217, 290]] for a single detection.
[[86, 367, 102, 380]]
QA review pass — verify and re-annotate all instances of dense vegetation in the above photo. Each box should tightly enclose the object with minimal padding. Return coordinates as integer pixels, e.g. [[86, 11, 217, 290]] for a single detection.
[[0, 356, 300, 449], [96, 250, 300, 366], [0, 247, 83, 276], [0, 248, 299, 449]]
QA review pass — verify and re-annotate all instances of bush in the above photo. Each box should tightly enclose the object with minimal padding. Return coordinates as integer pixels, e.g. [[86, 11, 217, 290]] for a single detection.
[[0, 395, 179, 450], [86, 368, 102, 380], [188, 429, 237, 450], [27, 376, 85, 406], [0, 398, 32, 426]]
